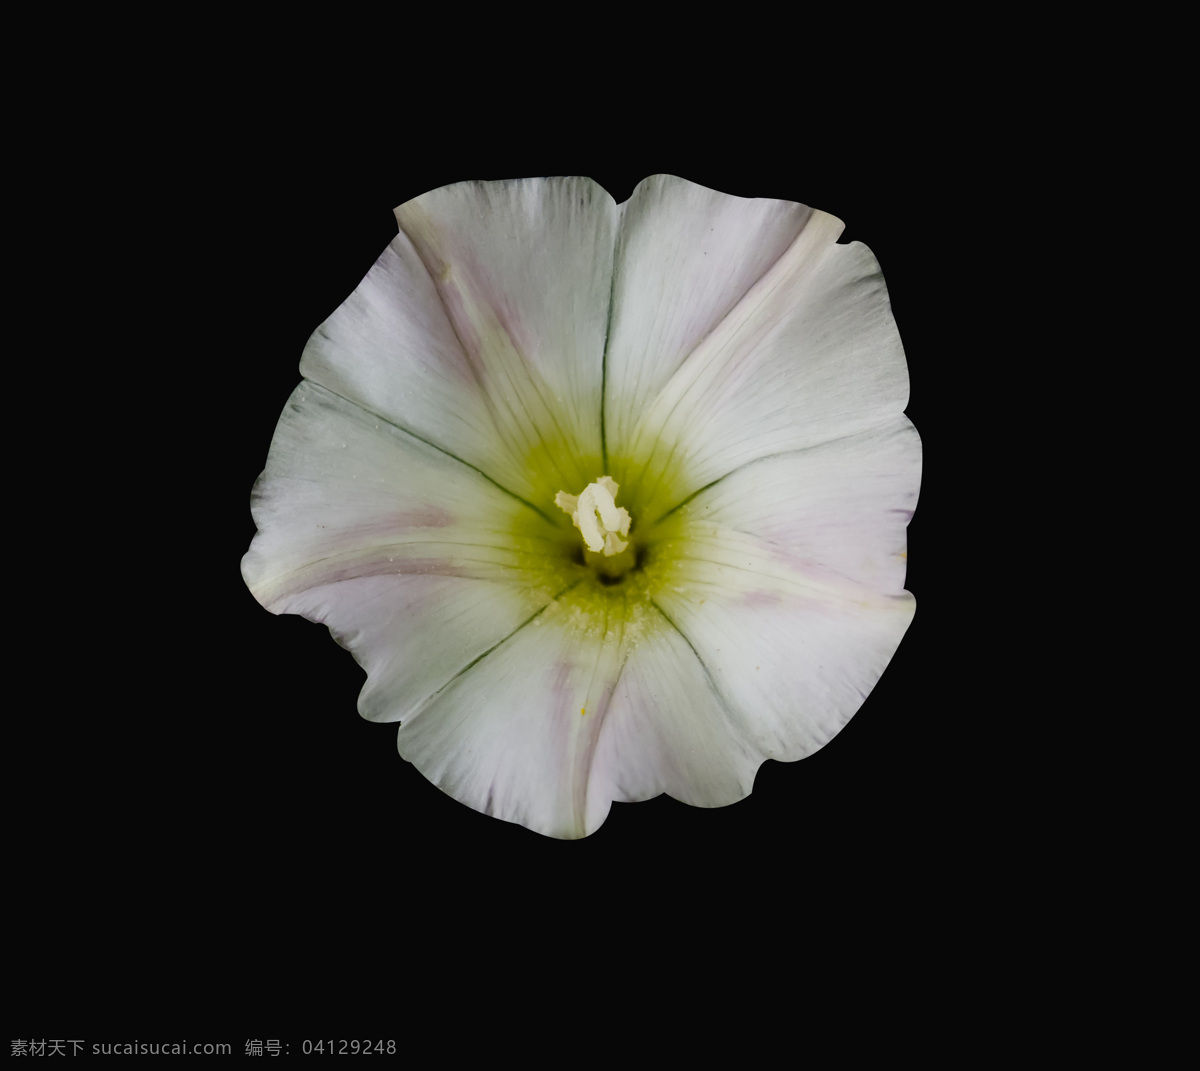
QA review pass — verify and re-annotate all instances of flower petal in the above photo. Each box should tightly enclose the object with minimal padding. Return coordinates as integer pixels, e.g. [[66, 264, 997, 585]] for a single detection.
[[604, 175, 820, 454], [605, 177, 907, 523], [588, 619, 763, 811], [300, 178, 620, 506], [396, 581, 781, 837], [649, 420, 919, 760], [404, 570, 865, 834], [242, 381, 571, 721], [395, 587, 630, 839]]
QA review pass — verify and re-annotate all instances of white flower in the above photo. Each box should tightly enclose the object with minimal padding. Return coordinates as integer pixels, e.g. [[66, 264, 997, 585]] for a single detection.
[[242, 175, 919, 839]]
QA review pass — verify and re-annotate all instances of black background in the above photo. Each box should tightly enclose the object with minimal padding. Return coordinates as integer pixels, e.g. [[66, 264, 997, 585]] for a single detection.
[[18, 79, 975, 1034]]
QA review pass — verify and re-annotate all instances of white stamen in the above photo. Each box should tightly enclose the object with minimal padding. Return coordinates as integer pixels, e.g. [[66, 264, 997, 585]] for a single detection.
[[555, 476, 631, 556]]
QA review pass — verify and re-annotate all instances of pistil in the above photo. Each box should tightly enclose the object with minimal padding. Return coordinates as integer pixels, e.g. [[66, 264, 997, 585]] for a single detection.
[[556, 477, 634, 576]]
